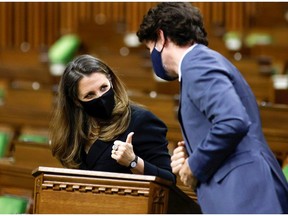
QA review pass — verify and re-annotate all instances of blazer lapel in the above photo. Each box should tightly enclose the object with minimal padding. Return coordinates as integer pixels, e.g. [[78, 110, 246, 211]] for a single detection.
[[85, 139, 113, 170]]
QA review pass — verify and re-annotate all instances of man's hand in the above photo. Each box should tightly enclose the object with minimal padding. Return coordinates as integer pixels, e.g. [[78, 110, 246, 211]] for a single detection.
[[171, 141, 187, 174], [171, 141, 198, 190], [179, 158, 198, 191]]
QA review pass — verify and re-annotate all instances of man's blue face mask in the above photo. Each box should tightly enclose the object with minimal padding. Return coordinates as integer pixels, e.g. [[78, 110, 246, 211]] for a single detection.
[[150, 44, 177, 81]]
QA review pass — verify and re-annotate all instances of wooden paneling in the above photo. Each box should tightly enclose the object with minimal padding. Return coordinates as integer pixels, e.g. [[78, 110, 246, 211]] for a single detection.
[[249, 2, 288, 28], [0, 2, 266, 50]]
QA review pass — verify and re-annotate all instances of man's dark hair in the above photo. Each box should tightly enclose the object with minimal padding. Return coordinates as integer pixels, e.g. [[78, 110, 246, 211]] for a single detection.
[[137, 2, 208, 46]]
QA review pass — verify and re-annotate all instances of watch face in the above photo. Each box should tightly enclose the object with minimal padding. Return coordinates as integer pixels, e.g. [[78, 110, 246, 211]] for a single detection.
[[131, 161, 137, 168]]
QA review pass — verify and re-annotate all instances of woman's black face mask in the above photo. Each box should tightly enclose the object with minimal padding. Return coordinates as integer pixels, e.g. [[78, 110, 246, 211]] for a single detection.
[[80, 87, 115, 120]]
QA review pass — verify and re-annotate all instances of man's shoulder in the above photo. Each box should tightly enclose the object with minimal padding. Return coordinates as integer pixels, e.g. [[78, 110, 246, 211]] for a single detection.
[[188, 44, 220, 57], [183, 44, 225, 66]]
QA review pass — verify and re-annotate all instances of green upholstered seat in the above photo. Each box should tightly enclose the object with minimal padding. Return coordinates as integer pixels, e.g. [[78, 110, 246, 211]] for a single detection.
[[0, 195, 28, 214], [0, 132, 9, 158]]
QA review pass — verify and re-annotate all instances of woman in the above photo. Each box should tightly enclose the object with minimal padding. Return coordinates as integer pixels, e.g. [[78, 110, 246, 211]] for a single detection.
[[50, 54, 175, 182]]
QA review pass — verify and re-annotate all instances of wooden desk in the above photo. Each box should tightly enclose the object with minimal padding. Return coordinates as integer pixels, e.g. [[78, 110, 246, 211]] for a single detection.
[[32, 166, 201, 214]]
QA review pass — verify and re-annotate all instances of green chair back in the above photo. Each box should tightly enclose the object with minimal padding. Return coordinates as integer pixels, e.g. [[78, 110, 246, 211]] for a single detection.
[[0, 132, 9, 158], [48, 34, 80, 64], [0, 195, 28, 214]]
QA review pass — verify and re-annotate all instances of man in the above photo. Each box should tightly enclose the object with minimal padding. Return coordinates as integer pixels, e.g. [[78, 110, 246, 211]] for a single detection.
[[136, 2, 288, 213]]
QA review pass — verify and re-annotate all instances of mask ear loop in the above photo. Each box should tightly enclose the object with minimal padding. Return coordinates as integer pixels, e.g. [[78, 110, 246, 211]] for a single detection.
[[158, 29, 167, 53], [160, 41, 166, 53], [154, 41, 166, 53]]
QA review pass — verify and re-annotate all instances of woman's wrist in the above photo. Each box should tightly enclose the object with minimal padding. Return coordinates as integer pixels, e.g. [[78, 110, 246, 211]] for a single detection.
[[130, 156, 144, 174]]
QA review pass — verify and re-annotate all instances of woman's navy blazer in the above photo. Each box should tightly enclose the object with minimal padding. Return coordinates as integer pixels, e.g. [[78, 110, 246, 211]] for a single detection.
[[80, 105, 175, 183]]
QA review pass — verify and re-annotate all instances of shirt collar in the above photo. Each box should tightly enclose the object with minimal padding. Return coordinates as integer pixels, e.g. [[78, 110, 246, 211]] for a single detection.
[[178, 43, 198, 82]]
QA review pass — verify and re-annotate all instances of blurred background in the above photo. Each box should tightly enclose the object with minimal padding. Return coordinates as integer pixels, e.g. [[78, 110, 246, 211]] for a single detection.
[[0, 2, 287, 213]]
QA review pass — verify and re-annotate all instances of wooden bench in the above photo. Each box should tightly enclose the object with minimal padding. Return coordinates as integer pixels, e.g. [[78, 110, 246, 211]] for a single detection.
[[231, 58, 274, 103], [0, 127, 62, 213], [259, 103, 288, 163], [0, 162, 35, 213], [8, 125, 62, 169], [0, 87, 54, 128], [0, 50, 53, 87]]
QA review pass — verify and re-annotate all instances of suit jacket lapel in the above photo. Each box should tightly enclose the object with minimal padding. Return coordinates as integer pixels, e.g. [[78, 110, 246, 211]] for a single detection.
[[178, 79, 193, 154]]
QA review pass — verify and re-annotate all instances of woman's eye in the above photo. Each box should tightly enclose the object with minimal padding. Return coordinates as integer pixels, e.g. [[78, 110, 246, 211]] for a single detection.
[[85, 93, 95, 99], [100, 85, 108, 92]]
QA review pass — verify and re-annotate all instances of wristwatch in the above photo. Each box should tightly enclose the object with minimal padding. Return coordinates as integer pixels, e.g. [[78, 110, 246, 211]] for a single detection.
[[129, 155, 138, 169]]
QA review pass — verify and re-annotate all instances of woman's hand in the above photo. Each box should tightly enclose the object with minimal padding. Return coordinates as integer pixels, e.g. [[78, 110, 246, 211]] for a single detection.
[[111, 132, 135, 167]]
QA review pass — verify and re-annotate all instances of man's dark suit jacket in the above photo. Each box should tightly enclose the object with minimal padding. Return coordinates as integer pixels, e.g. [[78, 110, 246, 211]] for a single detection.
[[80, 105, 175, 183]]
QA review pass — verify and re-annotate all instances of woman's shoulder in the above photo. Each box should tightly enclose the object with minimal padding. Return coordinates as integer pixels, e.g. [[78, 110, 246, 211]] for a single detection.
[[126, 104, 167, 134], [130, 104, 163, 122], [130, 104, 166, 127], [130, 104, 151, 117]]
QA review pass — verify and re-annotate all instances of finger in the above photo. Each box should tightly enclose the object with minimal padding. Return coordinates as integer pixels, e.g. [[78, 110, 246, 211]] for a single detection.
[[172, 148, 180, 156], [171, 151, 184, 161], [177, 141, 185, 147], [112, 144, 119, 151], [171, 160, 182, 171], [114, 141, 123, 151], [111, 151, 118, 160], [114, 140, 122, 146], [172, 163, 182, 174], [126, 132, 134, 144], [171, 157, 185, 168], [172, 147, 186, 156], [170, 159, 185, 174], [111, 149, 118, 155]]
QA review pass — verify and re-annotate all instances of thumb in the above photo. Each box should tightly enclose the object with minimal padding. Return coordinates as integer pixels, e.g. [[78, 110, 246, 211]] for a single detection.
[[126, 132, 134, 144]]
